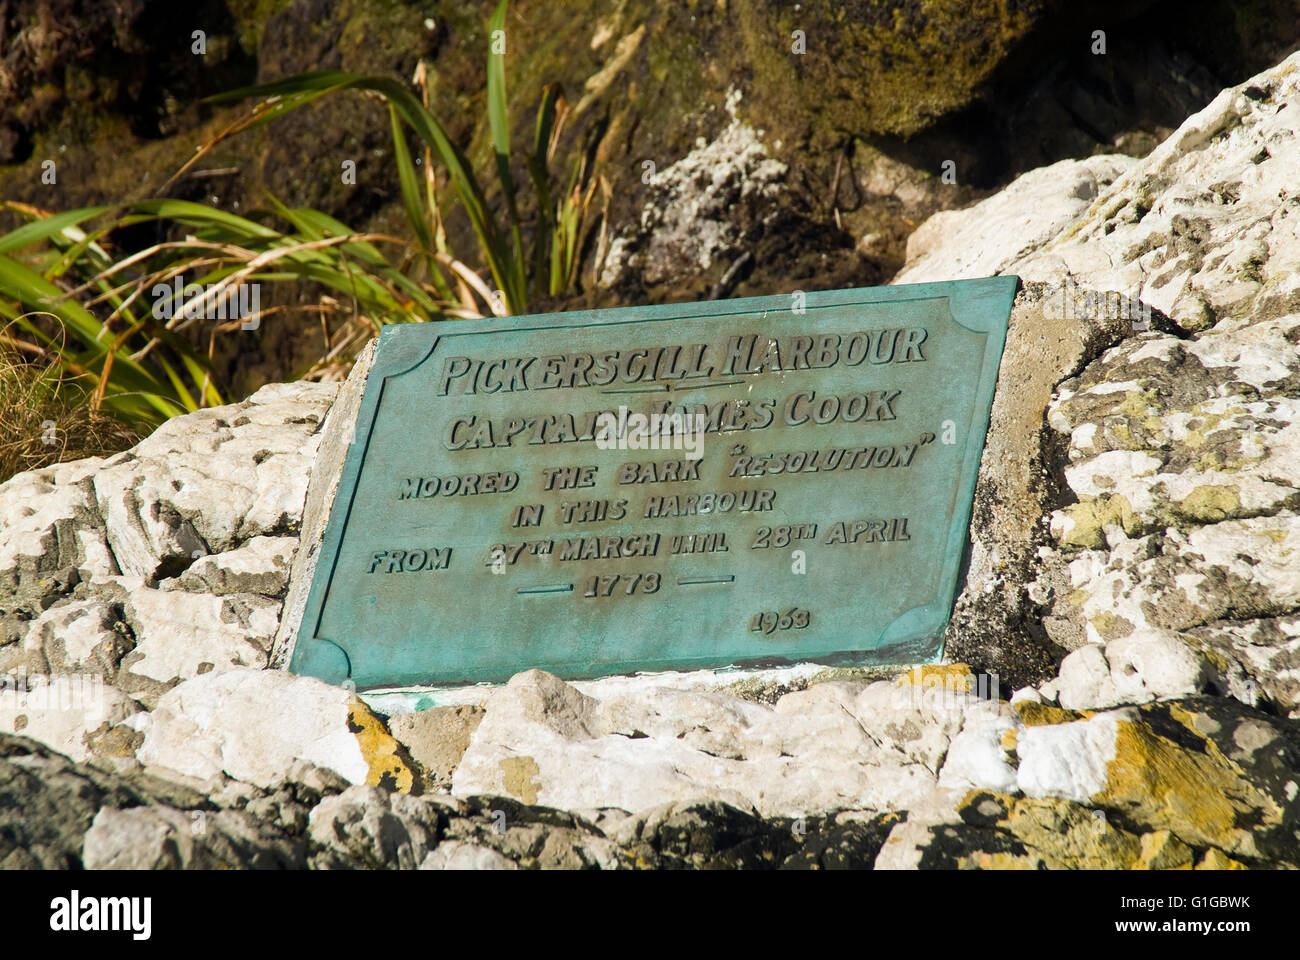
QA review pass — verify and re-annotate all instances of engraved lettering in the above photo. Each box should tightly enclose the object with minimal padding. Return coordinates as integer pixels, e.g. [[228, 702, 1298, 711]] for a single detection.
[[643, 489, 774, 518], [899, 327, 928, 361], [367, 547, 452, 572], [399, 472, 519, 499], [670, 532, 730, 554], [542, 465, 598, 490], [438, 357, 473, 395], [558, 534, 661, 561], [617, 459, 702, 484], [512, 503, 544, 527], [822, 518, 911, 545]]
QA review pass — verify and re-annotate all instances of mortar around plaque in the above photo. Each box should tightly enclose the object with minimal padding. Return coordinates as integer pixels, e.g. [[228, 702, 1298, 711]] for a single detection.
[[286, 277, 1018, 688]]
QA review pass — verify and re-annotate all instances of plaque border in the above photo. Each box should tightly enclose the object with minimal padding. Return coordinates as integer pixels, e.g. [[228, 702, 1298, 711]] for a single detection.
[[290, 276, 1018, 686]]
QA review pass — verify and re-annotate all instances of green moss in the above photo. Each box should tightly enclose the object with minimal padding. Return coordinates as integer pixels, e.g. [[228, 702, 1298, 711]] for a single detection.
[[225, 0, 296, 56], [1183, 410, 1227, 448], [1177, 484, 1241, 522], [1114, 388, 1158, 420], [1058, 494, 1139, 548]]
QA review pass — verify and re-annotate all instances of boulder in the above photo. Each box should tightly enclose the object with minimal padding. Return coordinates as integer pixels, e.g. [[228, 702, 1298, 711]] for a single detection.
[[307, 785, 445, 870], [133, 669, 414, 793], [90, 382, 332, 580], [82, 804, 306, 870], [453, 667, 985, 818], [0, 675, 139, 763], [387, 705, 484, 790]]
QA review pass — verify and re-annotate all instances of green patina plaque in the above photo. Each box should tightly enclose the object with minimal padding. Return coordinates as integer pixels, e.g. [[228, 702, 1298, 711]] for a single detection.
[[290, 277, 1016, 688]]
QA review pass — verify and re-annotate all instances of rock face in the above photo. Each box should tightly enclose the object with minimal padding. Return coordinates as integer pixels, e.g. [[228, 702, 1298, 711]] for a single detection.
[[0, 382, 339, 770], [0, 382, 333, 715], [597, 89, 789, 294], [133, 668, 415, 793], [896, 156, 1139, 286], [879, 696, 1298, 870], [453, 668, 977, 818], [3, 52, 1300, 869], [899, 54, 1300, 711]]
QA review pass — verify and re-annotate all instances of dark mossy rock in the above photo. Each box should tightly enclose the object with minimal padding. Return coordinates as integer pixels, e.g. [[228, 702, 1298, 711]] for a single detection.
[[0, 732, 310, 869]]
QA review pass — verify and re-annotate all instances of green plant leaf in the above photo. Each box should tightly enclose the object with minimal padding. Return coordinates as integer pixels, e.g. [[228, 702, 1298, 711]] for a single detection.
[[390, 104, 434, 254], [487, 0, 525, 309], [0, 206, 111, 255]]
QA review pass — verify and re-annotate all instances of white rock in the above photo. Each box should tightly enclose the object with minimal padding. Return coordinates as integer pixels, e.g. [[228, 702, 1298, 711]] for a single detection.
[[1016, 711, 1122, 802], [118, 587, 277, 705], [0, 459, 115, 589], [134, 668, 372, 788], [453, 669, 980, 818], [0, 676, 139, 762], [895, 155, 1136, 284], [1056, 644, 1120, 710], [1105, 628, 1212, 703], [90, 383, 332, 579], [936, 700, 1021, 794], [419, 841, 518, 870], [166, 536, 296, 596]]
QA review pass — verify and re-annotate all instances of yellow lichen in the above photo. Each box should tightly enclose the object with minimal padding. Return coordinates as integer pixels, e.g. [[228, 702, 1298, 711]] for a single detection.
[[1057, 494, 1138, 548], [1133, 830, 1194, 870], [1090, 610, 1135, 641], [957, 851, 1041, 870], [1014, 701, 1085, 727], [346, 696, 416, 794], [1183, 411, 1226, 448], [501, 755, 542, 804], [895, 663, 973, 691], [1096, 716, 1282, 859], [1114, 389, 1158, 420], [1178, 485, 1241, 522], [1006, 796, 1142, 869]]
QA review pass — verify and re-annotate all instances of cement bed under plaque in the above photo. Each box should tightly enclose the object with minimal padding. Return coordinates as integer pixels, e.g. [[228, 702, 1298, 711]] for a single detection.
[[285, 277, 1016, 688]]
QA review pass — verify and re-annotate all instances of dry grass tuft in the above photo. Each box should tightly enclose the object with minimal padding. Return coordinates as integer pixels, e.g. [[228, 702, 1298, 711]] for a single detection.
[[0, 328, 139, 485]]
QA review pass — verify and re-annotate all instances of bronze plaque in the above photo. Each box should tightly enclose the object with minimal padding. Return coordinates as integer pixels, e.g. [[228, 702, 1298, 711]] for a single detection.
[[290, 278, 1016, 687]]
